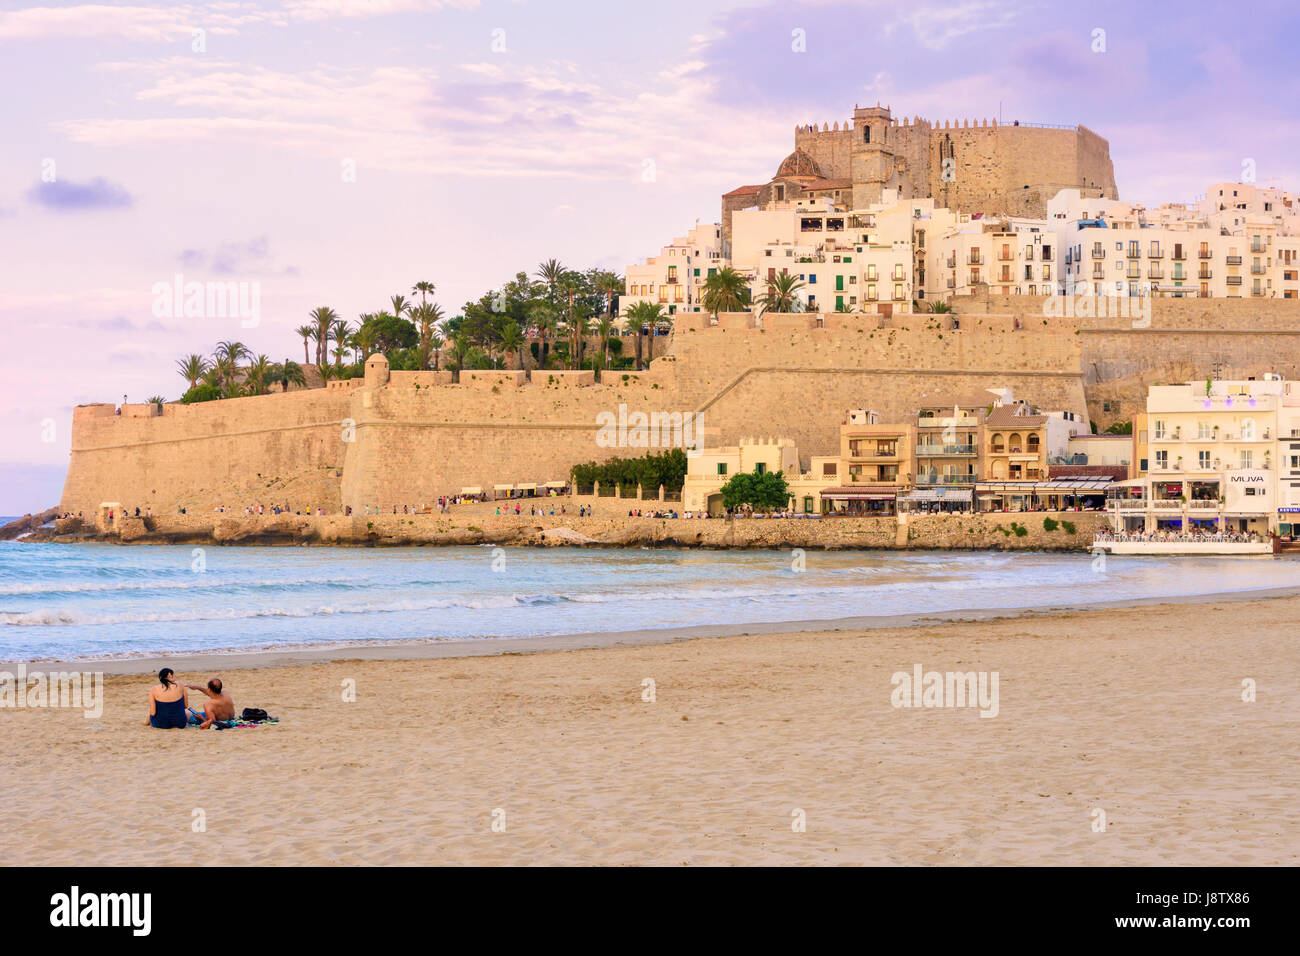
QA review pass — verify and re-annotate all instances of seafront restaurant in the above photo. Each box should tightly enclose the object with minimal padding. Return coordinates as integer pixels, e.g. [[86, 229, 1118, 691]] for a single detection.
[[820, 485, 899, 515], [974, 477, 1114, 512], [1105, 475, 1270, 536]]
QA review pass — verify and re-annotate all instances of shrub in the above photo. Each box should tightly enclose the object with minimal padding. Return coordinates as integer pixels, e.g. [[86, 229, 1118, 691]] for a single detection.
[[1012, 522, 1028, 537], [180, 384, 221, 404], [1061, 520, 1076, 535], [1042, 517, 1059, 532]]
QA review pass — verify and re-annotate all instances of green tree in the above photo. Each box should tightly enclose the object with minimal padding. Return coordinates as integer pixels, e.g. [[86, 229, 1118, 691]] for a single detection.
[[720, 468, 790, 512], [294, 325, 314, 365], [309, 306, 338, 367], [180, 383, 221, 404], [176, 353, 210, 390], [701, 266, 751, 315], [623, 301, 663, 370], [756, 273, 805, 315]]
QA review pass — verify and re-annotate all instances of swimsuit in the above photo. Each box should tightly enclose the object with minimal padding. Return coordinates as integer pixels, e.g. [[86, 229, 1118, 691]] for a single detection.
[[150, 691, 187, 729]]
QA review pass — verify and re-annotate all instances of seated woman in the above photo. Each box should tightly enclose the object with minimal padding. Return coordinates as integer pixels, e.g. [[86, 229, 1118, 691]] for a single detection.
[[142, 667, 189, 729]]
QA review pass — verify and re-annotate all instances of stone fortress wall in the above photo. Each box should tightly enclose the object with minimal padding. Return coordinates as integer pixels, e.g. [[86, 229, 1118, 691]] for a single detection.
[[60, 297, 1300, 517]]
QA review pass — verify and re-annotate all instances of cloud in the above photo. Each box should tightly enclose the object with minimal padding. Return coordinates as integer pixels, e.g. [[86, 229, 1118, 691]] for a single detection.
[[178, 235, 275, 274], [27, 177, 134, 211]]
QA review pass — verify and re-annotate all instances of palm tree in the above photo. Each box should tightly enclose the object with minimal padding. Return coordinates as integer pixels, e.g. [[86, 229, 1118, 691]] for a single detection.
[[702, 266, 751, 316], [535, 259, 566, 308], [595, 314, 614, 374], [446, 331, 471, 382], [757, 272, 806, 315], [389, 294, 409, 319], [354, 324, 378, 364], [274, 360, 306, 392], [213, 340, 250, 366], [499, 320, 525, 370], [294, 325, 314, 365], [596, 271, 622, 321], [331, 319, 352, 366], [146, 395, 166, 409], [410, 301, 444, 370], [623, 302, 664, 370], [245, 354, 274, 395], [529, 303, 557, 370], [209, 355, 237, 391], [429, 329, 445, 371], [309, 307, 338, 367], [176, 353, 210, 390], [412, 280, 436, 306], [927, 300, 954, 313]]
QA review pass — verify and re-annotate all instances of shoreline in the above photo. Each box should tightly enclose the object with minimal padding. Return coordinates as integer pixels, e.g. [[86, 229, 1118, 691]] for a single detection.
[[25, 509, 1111, 551], [13, 582, 1300, 675]]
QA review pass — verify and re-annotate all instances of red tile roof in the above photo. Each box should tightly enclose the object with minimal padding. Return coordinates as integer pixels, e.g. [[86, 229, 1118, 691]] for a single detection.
[[723, 184, 763, 198]]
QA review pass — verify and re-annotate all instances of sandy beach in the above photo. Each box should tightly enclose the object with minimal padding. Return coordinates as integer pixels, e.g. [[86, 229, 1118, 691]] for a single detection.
[[2, 594, 1298, 866]]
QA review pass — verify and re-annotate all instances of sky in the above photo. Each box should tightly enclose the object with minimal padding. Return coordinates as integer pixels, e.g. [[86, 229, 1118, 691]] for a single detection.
[[3, 0, 1299, 514]]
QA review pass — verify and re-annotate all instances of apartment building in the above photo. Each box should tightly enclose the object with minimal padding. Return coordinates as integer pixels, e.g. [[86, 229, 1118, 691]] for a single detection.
[[622, 222, 724, 318]]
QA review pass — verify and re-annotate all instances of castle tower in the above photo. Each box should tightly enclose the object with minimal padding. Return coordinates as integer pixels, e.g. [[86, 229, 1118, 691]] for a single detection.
[[850, 104, 901, 208]]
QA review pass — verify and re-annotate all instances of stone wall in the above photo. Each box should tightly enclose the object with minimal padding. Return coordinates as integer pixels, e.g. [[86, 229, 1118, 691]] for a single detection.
[[58, 294, 1300, 515], [44, 508, 1108, 552]]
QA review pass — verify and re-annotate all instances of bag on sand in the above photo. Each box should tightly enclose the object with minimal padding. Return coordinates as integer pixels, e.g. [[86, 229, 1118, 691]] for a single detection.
[[241, 707, 271, 722]]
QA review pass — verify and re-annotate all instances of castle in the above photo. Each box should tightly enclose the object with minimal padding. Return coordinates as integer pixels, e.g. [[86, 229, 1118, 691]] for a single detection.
[[721, 104, 1118, 249], [58, 295, 1300, 518]]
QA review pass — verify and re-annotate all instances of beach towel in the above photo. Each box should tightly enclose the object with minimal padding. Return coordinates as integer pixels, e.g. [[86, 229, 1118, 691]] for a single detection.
[[211, 716, 279, 730]]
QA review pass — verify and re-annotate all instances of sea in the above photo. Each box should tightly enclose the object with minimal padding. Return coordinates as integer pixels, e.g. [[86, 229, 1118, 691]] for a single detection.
[[2, 534, 1298, 661]]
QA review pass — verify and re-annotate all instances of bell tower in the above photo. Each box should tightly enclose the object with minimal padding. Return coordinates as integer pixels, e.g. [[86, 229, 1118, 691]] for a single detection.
[[851, 103, 899, 208]]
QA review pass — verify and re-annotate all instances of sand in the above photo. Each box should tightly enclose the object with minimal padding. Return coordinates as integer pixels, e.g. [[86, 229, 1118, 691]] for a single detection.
[[2, 595, 1298, 866]]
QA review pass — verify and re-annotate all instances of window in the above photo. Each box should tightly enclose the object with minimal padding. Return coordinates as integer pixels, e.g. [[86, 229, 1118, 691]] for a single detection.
[[1154, 420, 1166, 439], [1241, 418, 1256, 440], [1155, 450, 1168, 468], [1197, 421, 1211, 439], [755, 462, 767, 475], [1198, 450, 1211, 469], [1240, 450, 1253, 469], [894, 283, 904, 300], [716, 463, 727, 475]]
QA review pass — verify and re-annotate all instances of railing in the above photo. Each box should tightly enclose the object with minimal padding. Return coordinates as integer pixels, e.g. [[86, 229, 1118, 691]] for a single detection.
[[1226, 276, 1243, 285], [1148, 249, 1163, 258], [1227, 255, 1243, 265], [1199, 250, 1213, 259], [916, 474, 976, 485], [1251, 265, 1266, 274], [968, 252, 982, 265], [1091, 248, 1105, 258], [915, 444, 977, 455], [1198, 270, 1212, 279]]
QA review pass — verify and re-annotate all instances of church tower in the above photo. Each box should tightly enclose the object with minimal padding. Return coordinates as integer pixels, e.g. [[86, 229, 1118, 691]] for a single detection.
[[850, 104, 904, 208]]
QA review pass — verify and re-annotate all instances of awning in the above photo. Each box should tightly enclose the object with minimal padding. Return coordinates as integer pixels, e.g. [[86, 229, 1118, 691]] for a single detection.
[[822, 485, 896, 500], [905, 489, 973, 502], [516, 483, 538, 491], [460, 486, 482, 495], [493, 484, 514, 491], [544, 481, 567, 489], [977, 479, 1116, 492]]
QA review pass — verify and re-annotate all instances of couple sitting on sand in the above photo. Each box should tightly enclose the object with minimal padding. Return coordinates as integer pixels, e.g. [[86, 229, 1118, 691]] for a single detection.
[[143, 667, 234, 729]]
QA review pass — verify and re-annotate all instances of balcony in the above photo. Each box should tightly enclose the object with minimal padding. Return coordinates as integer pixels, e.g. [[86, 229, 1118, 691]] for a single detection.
[[1127, 247, 1141, 259], [916, 473, 976, 485], [1226, 255, 1243, 265], [915, 444, 977, 456], [1148, 248, 1163, 258], [998, 250, 1014, 261], [1199, 250, 1213, 259], [1198, 269, 1213, 279], [967, 252, 983, 265], [1226, 276, 1243, 286], [1091, 247, 1106, 259], [1148, 267, 1164, 279], [1172, 251, 1187, 261], [1251, 264, 1267, 274], [1110, 499, 1148, 511], [945, 257, 956, 268]]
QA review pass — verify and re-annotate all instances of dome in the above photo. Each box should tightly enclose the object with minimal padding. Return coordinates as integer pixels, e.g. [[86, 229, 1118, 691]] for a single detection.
[[774, 148, 823, 181], [366, 352, 389, 367]]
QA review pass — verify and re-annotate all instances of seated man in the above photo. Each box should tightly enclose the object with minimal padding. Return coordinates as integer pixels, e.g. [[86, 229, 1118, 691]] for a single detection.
[[185, 677, 235, 729]]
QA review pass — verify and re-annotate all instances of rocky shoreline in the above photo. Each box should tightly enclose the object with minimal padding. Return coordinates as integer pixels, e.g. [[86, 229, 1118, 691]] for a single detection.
[[15, 510, 1109, 551]]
